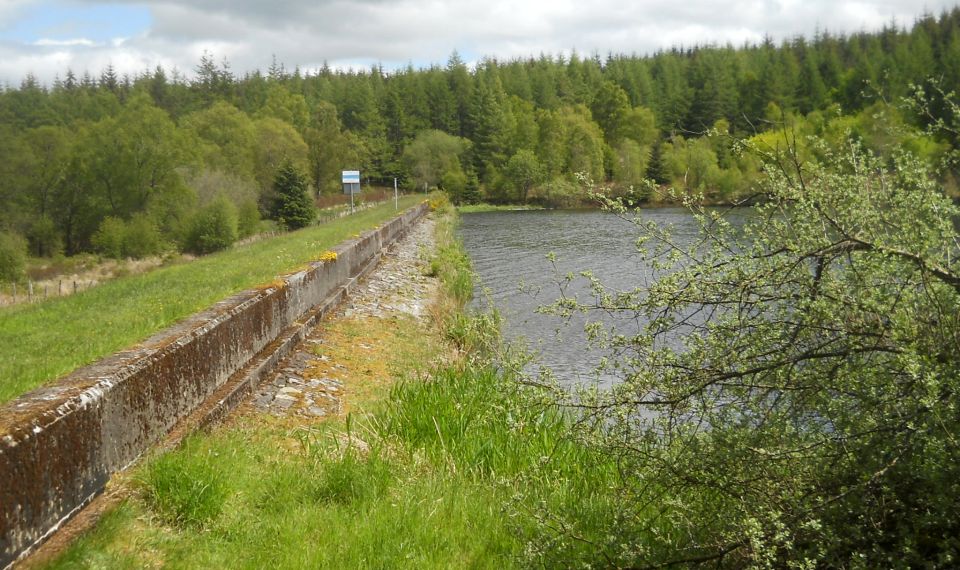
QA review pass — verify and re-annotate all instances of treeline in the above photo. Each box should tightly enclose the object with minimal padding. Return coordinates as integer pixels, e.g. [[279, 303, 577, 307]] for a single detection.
[[1, 8, 959, 273]]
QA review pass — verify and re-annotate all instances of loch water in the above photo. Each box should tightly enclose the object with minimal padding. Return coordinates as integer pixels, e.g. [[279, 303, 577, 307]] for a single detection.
[[459, 207, 747, 386]]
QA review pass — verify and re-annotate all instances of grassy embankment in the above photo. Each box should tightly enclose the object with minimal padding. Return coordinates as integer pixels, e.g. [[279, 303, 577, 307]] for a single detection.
[[43, 197, 643, 569], [0, 196, 422, 404]]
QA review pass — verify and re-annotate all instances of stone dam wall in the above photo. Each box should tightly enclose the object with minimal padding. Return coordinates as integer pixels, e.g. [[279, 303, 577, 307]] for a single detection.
[[0, 202, 429, 568]]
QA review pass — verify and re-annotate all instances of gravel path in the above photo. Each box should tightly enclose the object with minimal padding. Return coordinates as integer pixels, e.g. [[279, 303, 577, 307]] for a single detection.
[[248, 215, 437, 418]]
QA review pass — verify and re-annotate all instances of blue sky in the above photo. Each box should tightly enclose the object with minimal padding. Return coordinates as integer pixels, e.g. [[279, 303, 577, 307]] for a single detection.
[[0, 0, 957, 85], [0, 2, 151, 45]]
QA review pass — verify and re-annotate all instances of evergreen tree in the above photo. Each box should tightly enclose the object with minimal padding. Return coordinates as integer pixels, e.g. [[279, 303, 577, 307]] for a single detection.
[[447, 51, 473, 136], [687, 49, 739, 131], [99, 64, 119, 93], [468, 69, 511, 179], [424, 67, 458, 133], [651, 55, 692, 134], [796, 41, 828, 113], [270, 161, 315, 230], [646, 141, 669, 185]]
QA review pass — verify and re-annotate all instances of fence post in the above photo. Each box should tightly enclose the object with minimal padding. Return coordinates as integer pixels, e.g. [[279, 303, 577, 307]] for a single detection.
[[28, 280, 33, 303], [59, 279, 62, 296], [74, 280, 77, 295]]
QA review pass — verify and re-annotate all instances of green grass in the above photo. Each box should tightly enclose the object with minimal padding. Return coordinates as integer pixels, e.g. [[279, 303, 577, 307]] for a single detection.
[[45, 360, 631, 569], [0, 196, 422, 404], [140, 436, 230, 529], [48, 423, 524, 569]]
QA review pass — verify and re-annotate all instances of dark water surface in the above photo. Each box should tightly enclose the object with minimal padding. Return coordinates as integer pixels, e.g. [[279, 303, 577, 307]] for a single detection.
[[459, 208, 716, 386]]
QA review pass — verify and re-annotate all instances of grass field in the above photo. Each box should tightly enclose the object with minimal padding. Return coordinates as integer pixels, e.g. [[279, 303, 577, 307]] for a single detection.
[[0, 196, 422, 404]]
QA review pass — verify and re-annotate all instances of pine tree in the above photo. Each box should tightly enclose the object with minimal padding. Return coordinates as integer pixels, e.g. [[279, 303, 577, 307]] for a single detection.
[[99, 64, 118, 93], [468, 70, 511, 178], [271, 162, 316, 230], [447, 51, 473, 136], [646, 141, 669, 185]]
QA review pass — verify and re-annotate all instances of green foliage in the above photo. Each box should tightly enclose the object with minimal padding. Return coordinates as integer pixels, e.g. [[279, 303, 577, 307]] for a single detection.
[[253, 117, 309, 199], [181, 101, 257, 180], [182, 169, 268, 250], [91, 217, 127, 259], [660, 133, 749, 200], [402, 129, 470, 190], [26, 216, 62, 258], [611, 138, 650, 191], [528, 175, 587, 208], [590, 80, 631, 141], [123, 213, 164, 258], [619, 105, 659, 146], [468, 71, 512, 177], [560, 106, 607, 183], [81, 93, 191, 220], [462, 170, 481, 204], [427, 203, 473, 308], [270, 162, 316, 230], [144, 183, 198, 251], [236, 200, 261, 238], [305, 101, 351, 194], [184, 195, 238, 254], [141, 437, 228, 529], [439, 167, 468, 204], [503, 149, 545, 202], [257, 84, 310, 131], [0, 231, 27, 283]]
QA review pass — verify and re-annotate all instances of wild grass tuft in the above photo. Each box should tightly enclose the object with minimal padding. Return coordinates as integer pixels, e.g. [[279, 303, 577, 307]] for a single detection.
[[312, 447, 395, 506], [139, 436, 229, 529]]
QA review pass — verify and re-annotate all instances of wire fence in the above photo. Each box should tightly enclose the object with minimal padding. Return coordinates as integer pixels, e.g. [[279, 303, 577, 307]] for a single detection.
[[0, 279, 100, 306]]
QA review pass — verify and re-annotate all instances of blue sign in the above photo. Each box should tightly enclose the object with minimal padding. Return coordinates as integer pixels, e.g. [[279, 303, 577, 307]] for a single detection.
[[342, 170, 360, 183]]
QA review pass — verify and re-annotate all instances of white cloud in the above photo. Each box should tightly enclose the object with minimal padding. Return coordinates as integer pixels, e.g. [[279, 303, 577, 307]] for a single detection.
[[0, 0, 36, 24], [2, 0, 958, 84], [32, 38, 97, 47]]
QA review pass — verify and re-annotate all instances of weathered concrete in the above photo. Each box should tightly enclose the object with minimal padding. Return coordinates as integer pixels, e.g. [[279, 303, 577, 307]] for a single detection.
[[251, 215, 437, 419], [0, 202, 429, 568]]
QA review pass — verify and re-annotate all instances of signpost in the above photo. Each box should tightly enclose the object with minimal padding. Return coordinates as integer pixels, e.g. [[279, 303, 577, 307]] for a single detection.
[[394, 177, 398, 210], [342, 170, 360, 214]]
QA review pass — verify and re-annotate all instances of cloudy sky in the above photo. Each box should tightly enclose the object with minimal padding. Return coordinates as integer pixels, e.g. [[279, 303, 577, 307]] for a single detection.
[[0, 0, 955, 85]]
